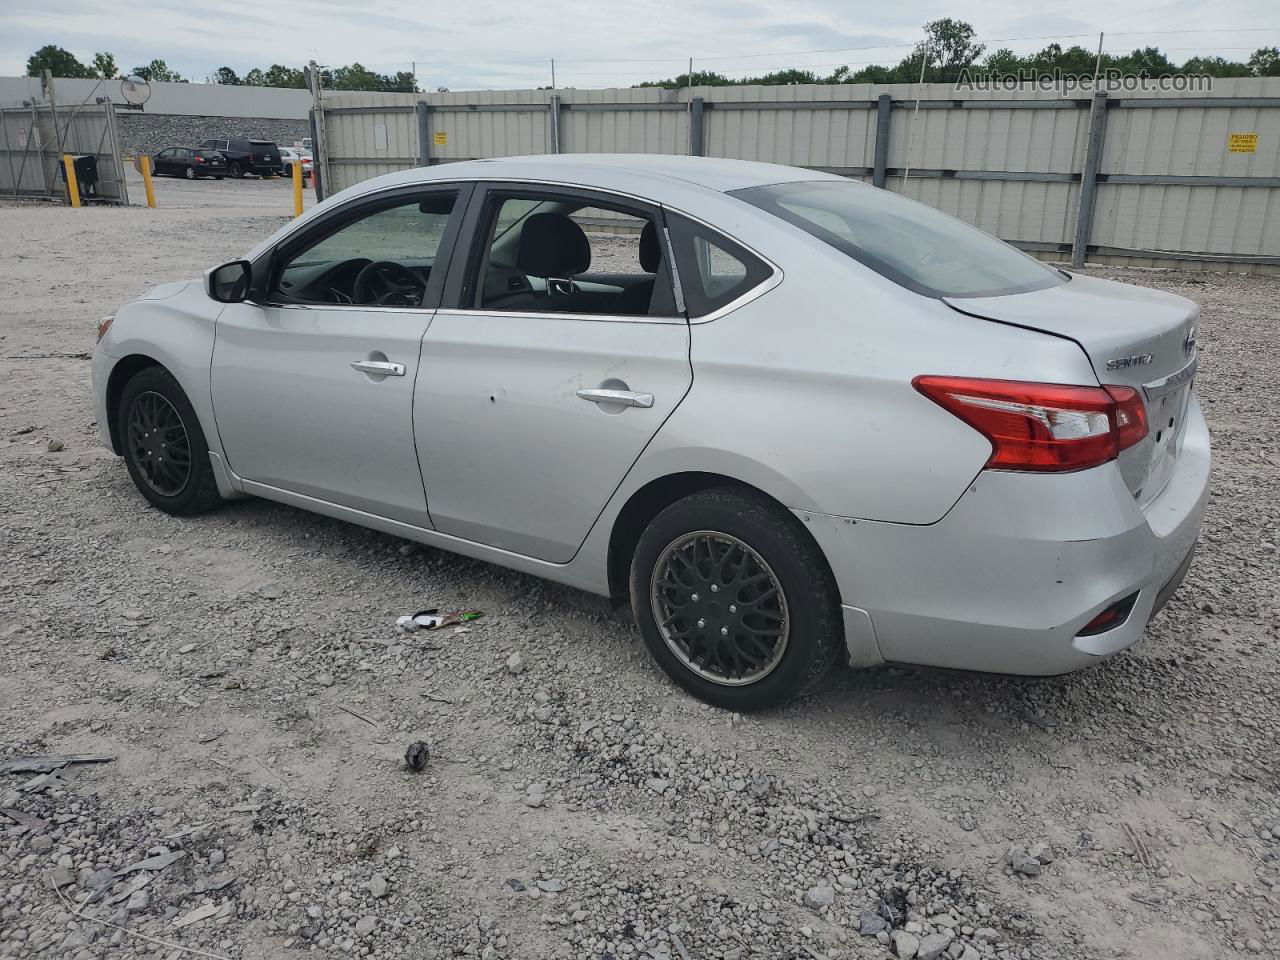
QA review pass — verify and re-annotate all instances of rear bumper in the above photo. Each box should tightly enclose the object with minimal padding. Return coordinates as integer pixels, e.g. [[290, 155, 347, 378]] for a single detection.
[[804, 394, 1210, 675]]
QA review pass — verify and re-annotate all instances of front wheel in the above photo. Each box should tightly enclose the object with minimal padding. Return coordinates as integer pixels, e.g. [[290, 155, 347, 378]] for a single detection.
[[629, 487, 842, 711], [116, 366, 225, 515]]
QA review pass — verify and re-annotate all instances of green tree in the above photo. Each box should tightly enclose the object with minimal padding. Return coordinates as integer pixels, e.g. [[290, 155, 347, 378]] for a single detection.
[[918, 18, 985, 78], [1248, 46, 1280, 76], [131, 59, 186, 83], [637, 69, 734, 89], [259, 64, 307, 88], [846, 64, 899, 84], [91, 52, 118, 79], [210, 66, 242, 85], [1181, 55, 1251, 78], [751, 68, 822, 85], [26, 44, 94, 78]]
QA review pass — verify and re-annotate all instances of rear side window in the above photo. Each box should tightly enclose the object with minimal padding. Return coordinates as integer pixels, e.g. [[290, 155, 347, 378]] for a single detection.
[[731, 180, 1063, 299], [666, 213, 773, 318]]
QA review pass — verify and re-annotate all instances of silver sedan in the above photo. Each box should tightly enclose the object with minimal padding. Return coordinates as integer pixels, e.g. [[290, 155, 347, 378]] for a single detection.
[[92, 155, 1209, 710]]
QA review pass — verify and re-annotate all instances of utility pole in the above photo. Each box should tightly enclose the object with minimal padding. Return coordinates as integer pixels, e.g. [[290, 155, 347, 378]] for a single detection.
[[551, 58, 556, 89]]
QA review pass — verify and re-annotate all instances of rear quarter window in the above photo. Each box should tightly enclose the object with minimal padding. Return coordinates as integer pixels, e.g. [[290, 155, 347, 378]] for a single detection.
[[666, 213, 773, 318]]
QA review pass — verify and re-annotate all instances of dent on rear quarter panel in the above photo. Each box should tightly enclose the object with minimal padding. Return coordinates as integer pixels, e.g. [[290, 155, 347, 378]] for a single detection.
[[102, 283, 226, 463], [658, 225, 1098, 525]]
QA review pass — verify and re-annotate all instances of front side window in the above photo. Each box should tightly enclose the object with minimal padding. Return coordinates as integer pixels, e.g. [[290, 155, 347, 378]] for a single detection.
[[731, 180, 1063, 299], [271, 192, 459, 307], [469, 191, 675, 318]]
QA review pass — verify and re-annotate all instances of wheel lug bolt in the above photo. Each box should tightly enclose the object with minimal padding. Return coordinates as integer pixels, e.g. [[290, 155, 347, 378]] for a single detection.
[[696, 618, 706, 629], [720, 626, 728, 637], [691, 593, 699, 602], [710, 584, 719, 593], [729, 604, 737, 613]]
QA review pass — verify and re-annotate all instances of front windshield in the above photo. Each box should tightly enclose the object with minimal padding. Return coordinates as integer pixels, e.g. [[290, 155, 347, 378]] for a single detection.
[[730, 180, 1064, 299]]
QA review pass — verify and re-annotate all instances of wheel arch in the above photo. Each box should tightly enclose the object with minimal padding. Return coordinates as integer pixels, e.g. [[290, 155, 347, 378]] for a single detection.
[[104, 354, 166, 454], [605, 470, 840, 606]]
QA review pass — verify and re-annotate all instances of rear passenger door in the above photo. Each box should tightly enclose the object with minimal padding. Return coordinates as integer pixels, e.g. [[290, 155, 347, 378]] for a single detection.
[[414, 183, 692, 563]]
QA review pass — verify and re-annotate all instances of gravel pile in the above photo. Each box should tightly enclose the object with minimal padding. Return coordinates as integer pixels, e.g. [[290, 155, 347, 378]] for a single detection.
[[1, 186, 1278, 960]]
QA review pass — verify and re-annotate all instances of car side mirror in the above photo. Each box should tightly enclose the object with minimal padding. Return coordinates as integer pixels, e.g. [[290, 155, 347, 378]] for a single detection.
[[205, 260, 252, 303]]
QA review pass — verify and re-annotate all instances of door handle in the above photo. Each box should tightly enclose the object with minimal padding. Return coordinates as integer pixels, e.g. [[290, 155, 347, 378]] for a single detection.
[[576, 388, 654, 409], [350, 360, 406, 377]]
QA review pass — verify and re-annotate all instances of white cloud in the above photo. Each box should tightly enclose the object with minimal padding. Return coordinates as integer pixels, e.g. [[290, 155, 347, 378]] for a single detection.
[[1, 0, 1276, 90]]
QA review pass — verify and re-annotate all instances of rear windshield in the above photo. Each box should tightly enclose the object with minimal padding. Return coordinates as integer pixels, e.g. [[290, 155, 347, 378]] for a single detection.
[[730, 180, 1064, 299], [195, 149, 222, 158]]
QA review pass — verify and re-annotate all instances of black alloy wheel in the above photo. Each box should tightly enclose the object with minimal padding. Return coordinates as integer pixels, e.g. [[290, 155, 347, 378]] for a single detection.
[[127, 390, 191, 496], [630, 487, 843, 711], [116, 366, 224, 515]]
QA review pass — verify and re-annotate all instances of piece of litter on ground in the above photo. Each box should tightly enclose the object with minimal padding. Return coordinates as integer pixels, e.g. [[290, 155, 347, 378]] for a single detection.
[[115, 850, 185, 876], [172, 902, 221, 928], [336, 704, 380, 727], [0, 755, 114, 775], [1, 807, 50, 833], [404, 741, 430, 772], [108, 874, 153, 904]]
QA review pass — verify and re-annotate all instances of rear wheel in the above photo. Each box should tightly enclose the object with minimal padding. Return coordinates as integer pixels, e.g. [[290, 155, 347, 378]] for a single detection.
[[629, 487, 842, 711], [117, 366, 224, 515], [228, 160, 243, 178], [184, 166, 196, 180]]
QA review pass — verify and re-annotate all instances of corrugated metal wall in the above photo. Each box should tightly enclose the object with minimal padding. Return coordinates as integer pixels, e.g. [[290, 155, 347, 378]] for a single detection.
[[318, 78, 1280, 269]]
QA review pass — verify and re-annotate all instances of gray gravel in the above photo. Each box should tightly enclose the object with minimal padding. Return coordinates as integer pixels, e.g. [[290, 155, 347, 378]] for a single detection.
[[1, 177, 1278, 960]]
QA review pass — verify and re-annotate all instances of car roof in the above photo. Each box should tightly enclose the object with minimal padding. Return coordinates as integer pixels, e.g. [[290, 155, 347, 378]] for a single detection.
[[342, 154, 846, 199]]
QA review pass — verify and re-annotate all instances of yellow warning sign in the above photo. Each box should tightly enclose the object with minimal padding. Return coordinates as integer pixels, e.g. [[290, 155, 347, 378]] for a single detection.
[[433, 131, 448, 146], [1228, 132, 1258, 153]]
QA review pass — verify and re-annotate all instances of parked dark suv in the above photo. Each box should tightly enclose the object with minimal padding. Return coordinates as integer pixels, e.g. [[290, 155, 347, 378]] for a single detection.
[[198, 138, 283, 178], [151, 146, 227, 179]]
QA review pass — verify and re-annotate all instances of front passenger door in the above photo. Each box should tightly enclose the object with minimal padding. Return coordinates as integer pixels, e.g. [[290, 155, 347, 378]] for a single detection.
[[211, 186, 471, 525]]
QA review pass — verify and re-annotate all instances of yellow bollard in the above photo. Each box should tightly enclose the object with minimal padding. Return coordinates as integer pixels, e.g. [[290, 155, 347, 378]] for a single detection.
[[141, 154, 156, 209], [292, 160, 303, 217], [62, 155, 81, 208]]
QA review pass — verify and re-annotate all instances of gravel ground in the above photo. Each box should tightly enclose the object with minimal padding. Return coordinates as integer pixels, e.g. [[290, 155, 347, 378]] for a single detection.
[[1, 179, 1278, 960]]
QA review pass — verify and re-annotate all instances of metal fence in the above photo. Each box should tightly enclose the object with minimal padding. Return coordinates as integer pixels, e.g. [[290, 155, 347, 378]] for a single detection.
[[313, 78, 1280, 272], [0, 88, 129, 204]]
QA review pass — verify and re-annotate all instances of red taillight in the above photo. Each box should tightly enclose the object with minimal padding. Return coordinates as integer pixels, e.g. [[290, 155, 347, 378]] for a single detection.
[[913, 376, 1149, 472], [194, 156, 204, 163]]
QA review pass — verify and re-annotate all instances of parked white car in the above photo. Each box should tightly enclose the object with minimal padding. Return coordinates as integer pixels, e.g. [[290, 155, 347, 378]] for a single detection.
[[279, 146, 313, 178], [92, 155, 1209, 710]]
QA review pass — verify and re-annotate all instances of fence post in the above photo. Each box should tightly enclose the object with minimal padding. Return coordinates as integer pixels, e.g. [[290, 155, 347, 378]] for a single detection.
[[872, 93, 891, 188], [1072, 91, 1109, 268], [416, 101, 432, 165], [102, 99, 129, 206], [549, 94, 562, 154], [689, 97, 705, 157]]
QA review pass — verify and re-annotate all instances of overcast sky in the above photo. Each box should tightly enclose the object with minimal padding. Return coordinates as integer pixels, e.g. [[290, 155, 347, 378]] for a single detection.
[[2, 0, 1277, 90]]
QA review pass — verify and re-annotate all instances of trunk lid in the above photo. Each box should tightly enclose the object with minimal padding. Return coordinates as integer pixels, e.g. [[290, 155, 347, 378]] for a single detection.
[[945, 272, 1199, 506]]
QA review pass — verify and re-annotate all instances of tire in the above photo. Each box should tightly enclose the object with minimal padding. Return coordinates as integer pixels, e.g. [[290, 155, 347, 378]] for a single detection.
[[228, 161, 243, 178], [116, 366, 224, 516], [184, 166, 196, 180], [214, 176, 224, 180], [629, 487, 842, 711]]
